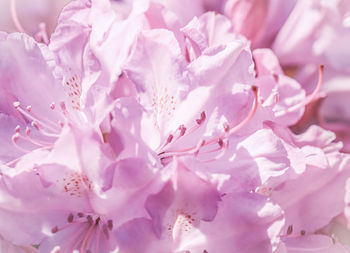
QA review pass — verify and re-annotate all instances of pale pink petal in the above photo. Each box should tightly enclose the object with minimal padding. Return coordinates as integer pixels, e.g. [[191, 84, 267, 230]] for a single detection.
[[224, 0, 269, 44], [145, 161, 221, 244], [181, 12, 241, 59]]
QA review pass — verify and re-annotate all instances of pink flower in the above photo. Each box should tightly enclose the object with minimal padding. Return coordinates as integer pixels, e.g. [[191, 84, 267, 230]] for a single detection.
[[0, 121, 165, 252], [262, 123, 350, 240], [2, 0, 350, 252], [0, 32, 71, 166], [115, 161, 283, 253]]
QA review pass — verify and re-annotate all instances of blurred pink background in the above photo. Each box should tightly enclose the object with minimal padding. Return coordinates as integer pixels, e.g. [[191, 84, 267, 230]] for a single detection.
[[0, 0, 70, 35]]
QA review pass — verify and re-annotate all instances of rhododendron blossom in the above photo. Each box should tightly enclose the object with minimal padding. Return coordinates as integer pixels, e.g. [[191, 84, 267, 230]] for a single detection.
[[1, 0, 350, 252]]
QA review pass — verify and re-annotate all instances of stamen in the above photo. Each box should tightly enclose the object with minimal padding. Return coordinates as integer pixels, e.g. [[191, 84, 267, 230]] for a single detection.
[[23, 128, 52, 147], [226, 86, 258, 136], [158, 86, 258, 162], [200, 139, 229, 162], [11, 133, 31, 153], [275, 65, 324, 117], [80, 222, 95, 253], [193, 139, 206, 156], [10, 0, 25, 33], [158, 86, 258, 160], [206, 85, 258, 145], [13, 103, 60, 133], [196, 139, 223, 155]]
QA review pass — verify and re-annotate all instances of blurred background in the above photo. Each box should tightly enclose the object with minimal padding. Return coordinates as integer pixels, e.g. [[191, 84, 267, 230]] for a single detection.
[[0, 0, 70, 35]]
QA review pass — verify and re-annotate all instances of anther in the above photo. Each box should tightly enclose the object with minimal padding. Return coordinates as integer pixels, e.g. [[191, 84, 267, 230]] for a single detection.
[[77, 212, 84, 218], [179, 125, 186, 136], [252, 85, 258, 93], [167, 134, 174, 144], [218, 138, 224, 147], [223, 123, 230, 133], [67, 213, 74, 223], [14, 125, 20, 133], [31, 121, 40, 130], [200, 111, 206, 121], [12, 133, 19, 143], [87, 215, 93, 225], [13, 101, 20, 108], [51, 226, 58, 234], [26, 105, 32, 112], [50, 103, 56, 110], [196, 111, 206, 125], [287, 225, 293, 235], [25, 127, 31, 136]]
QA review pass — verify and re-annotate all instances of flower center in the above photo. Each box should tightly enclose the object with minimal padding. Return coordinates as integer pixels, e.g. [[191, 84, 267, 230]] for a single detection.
[[8, 101, 65, 165], [50, 212, 113, 253], [157, 86, 258, 165]]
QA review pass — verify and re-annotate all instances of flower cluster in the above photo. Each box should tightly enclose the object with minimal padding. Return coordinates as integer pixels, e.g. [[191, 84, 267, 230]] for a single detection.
[[1, 0, 350, 252]]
